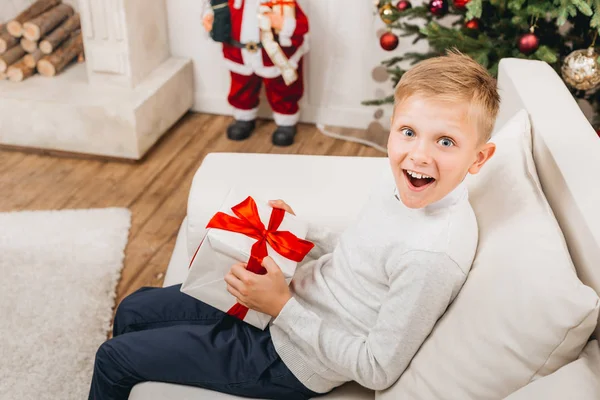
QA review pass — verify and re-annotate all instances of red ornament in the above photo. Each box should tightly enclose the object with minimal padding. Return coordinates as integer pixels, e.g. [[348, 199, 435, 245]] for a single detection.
[[453, 0, 470, 9], [428, 0, 448, 16], [465, 18, 480, 30], [396, 0, 412, 11], [518, 32, 540, 55], [596, 128, 600, 138], [380, 31, 399, 51]]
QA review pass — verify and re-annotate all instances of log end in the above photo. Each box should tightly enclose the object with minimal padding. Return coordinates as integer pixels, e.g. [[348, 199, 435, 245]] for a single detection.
[[21, 38, 38, 53], [23, 55, 36, 69], [22, 22, 41, 42], [37, 59, 56, 77], [7, 67, 23, 82], [39, 40, 52, 55], [6, 21, 23, 38], [0, 41, 6, 54], [0, 61, 7, 73], [0, 71, 6, 80]]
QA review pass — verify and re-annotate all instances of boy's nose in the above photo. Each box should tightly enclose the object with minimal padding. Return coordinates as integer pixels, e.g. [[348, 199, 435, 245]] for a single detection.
[[409, 144, 432, 165]]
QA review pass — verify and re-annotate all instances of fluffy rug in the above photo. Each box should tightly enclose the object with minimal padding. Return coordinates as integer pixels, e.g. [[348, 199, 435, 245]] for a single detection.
[[0, 208, 131, 400]]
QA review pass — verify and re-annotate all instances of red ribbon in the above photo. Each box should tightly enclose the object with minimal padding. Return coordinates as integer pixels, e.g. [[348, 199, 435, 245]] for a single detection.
[[205, 196, 314, 320]]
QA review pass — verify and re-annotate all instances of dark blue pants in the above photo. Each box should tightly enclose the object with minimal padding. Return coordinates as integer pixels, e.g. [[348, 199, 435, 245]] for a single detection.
[[88, 284, 320, 400]]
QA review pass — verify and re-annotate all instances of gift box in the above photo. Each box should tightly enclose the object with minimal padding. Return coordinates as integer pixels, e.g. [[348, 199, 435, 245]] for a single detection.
[[180, 189, 314, 329]]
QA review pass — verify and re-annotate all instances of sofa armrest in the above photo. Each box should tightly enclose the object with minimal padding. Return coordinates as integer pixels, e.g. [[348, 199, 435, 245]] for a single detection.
[[503, 340, 600, 400], [184, 153, 387, 260]]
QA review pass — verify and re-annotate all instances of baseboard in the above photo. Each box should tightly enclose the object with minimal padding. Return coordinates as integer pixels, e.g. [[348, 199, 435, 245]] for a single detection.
[[191, 93, 393, 130]]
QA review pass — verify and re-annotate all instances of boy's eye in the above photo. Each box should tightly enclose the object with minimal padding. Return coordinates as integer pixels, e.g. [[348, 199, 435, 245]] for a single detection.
[[401, 128, 415, 137], [438, 137, 455, 147]]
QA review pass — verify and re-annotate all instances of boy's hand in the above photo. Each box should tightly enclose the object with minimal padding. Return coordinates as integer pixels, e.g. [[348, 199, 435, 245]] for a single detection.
[[202, 14, 214, 32], [225, 256, 292, 318], [268, 199, 295, 215]]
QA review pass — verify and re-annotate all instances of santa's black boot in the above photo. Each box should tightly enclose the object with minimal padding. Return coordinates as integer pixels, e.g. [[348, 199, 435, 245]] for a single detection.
[[272, 125, 296, 147], [227, 120, 256, 141]]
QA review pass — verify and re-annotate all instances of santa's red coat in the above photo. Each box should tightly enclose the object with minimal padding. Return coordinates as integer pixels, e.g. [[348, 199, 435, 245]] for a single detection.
[[222, 0, 309, 74]]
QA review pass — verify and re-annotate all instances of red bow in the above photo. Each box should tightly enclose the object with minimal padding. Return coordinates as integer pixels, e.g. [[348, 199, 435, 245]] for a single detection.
[[205, 196, 314, 320]]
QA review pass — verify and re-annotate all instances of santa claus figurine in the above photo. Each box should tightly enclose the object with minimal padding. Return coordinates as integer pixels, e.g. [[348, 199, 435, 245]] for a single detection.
[[202, 0, 309, 146]]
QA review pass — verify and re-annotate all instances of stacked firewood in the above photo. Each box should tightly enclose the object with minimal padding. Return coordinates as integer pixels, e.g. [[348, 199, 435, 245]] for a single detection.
[[0, 0, 84, 82]]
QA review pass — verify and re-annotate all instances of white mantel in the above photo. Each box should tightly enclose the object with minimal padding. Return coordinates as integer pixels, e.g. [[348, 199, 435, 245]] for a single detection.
[[0, 0, 193, 160]]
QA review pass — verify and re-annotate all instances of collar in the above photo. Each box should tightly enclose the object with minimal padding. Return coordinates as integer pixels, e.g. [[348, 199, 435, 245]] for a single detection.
[[394, 181, 467, 212]]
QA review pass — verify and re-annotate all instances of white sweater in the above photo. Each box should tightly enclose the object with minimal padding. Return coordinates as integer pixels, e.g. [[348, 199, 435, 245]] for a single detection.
[[270, 171, 478, 393]]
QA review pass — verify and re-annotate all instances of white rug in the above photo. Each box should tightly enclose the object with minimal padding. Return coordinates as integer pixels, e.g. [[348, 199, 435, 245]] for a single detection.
[[0, 208, 131, 400]]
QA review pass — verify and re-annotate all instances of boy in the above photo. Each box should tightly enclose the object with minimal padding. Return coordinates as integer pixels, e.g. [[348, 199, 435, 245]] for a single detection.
[[88, 49, 499, 399]]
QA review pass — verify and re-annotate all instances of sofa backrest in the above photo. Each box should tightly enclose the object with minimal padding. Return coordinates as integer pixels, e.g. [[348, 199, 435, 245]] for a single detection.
[[495, 58, 600, 338]]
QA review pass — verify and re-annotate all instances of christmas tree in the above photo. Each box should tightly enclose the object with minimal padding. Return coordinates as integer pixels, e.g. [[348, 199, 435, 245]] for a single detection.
[[366, 0, 600, 129]]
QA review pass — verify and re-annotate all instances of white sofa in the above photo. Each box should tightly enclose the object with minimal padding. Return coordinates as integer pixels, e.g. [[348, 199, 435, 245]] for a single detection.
[[129, 58, 600, 399]]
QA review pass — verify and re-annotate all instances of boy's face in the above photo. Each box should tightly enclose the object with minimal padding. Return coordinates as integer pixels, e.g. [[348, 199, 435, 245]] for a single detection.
[[388, 94, 496, 209]]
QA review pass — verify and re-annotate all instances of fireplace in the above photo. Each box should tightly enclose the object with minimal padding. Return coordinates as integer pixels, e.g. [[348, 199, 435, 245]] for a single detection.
[[0, 0, 193, 160]]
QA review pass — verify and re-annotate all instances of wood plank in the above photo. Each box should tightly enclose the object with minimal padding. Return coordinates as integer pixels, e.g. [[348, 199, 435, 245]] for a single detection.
[[59, 113, 204, 210], [0, 153, 65, 211], [0, 149, 27, 173], [125, 116, 227, 239], [16, 156, 103, 211], [0, 143, 138, 163], [11, 157, 79, 210], [8, 114, 196, 211]]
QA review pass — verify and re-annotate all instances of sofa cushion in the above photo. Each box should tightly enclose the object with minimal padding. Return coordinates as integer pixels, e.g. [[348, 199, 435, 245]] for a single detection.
[[503, 340, 600, 399], [376, 109, 600, 400]]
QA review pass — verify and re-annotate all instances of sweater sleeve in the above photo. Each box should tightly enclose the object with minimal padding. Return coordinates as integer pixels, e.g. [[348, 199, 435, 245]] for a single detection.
[[303, 223, 340, 262], [272, 250, 465, 390]]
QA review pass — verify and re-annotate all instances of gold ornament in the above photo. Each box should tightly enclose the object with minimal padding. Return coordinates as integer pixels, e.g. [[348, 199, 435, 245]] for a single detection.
[[379, 3, 398, 25], [561, 47, 600, 91]]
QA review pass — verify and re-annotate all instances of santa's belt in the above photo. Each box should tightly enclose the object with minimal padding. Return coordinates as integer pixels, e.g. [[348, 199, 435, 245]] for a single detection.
[[229, 40, 264, 53]]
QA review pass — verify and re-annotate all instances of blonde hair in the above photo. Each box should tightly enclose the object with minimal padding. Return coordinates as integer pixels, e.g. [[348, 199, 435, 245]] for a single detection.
[[394, 48, 500, 143]]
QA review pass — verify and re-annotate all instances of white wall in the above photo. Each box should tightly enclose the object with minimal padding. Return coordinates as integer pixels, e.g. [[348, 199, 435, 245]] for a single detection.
[[166, 0, 429, 129], [1, 0, 428, 130]]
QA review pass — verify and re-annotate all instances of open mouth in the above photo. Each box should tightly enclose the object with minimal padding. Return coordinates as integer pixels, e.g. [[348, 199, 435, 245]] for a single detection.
[[403, 169, 436, 191]]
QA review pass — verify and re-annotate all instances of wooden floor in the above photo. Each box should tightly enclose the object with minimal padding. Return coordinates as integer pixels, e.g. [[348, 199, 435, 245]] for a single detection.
[[0, 112, 384, 306]]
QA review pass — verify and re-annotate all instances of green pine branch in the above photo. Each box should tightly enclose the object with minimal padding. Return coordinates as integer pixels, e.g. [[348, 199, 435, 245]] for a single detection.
[[465, 0, 483, 20], [590, 0, 600, 29], [420, 22, 494, 55], [381, 56, 404, 67], [361, 95, 396, 106], [390, 22, 424, 37], [507, 0, 528, 12], [366, 0, 600, 119], [392, 6, 431, 20]]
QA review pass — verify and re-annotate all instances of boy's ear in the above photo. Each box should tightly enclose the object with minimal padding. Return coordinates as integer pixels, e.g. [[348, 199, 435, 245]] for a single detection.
[[468, 142, 496, 175]]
